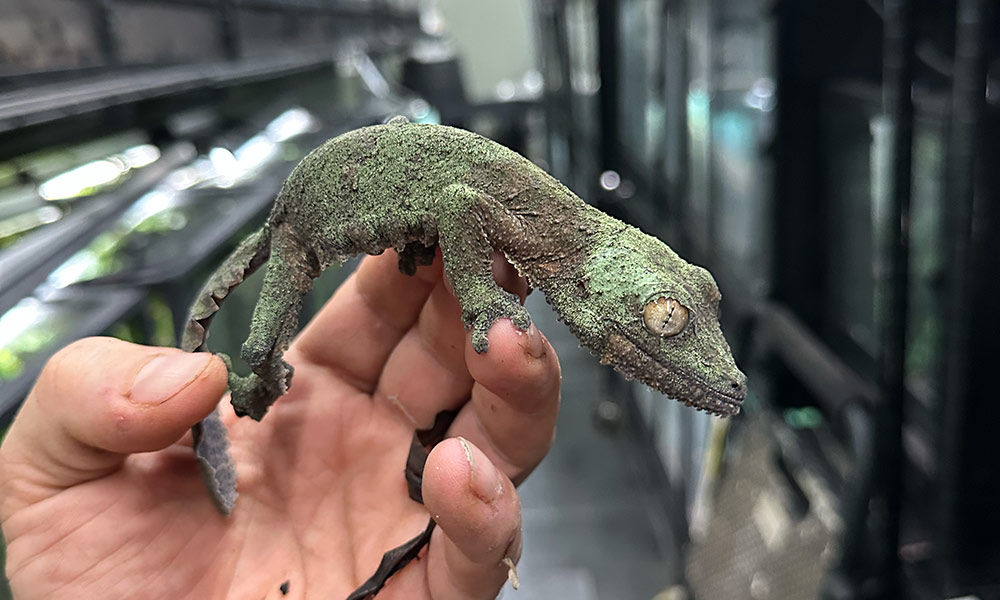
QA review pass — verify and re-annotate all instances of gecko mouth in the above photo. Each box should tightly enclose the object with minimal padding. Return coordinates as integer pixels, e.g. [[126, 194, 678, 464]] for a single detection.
[[599, 331, 744, 417]]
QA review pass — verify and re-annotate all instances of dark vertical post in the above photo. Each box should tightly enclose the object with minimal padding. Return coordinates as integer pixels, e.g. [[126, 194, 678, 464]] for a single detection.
[[703, 0, 718, 265], [218, 0, 241, 60], [771, 2, 825, 330], [875, 0, 914, 595], [552, 0, 576, 179], [597, 0, 620, 171], [535, 0, 557, 170], [663, 0, 689, 238], [94, 0, 118, 66], [648, 0, 668, 179], [940, 0, 991, 590], [534, 0, 574, 182]]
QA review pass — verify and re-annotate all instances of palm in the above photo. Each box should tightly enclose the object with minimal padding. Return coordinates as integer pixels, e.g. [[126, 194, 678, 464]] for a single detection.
[[20, 372, 423, 597], [1, 252, 560, 600]]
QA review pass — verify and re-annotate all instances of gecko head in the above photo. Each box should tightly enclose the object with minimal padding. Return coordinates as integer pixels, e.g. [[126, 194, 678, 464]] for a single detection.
[[558, 226, 746, 416]]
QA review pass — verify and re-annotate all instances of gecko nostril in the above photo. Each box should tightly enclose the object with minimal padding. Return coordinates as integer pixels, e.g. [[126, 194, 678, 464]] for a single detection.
[[730, 380, 741, 390]]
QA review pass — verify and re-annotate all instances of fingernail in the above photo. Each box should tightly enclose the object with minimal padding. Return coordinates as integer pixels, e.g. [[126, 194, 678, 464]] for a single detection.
[[459, 437, 504, 503], [130, 353, 213, 405], [522, 324, 547, 360]]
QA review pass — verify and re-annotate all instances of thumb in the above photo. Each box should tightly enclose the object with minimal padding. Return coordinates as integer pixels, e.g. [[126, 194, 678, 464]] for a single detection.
[[0, 337, 227, 514]]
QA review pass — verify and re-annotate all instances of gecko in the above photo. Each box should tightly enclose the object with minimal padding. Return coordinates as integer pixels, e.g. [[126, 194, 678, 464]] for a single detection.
[[181, 117, 746, 598]]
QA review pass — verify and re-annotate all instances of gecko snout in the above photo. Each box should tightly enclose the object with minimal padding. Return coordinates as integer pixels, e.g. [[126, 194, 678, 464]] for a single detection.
[[727, 372, 748, 399]]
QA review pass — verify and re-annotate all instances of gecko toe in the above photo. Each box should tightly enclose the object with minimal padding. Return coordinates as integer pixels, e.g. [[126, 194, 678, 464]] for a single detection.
[[472, 316, 492, 353], [469, 300, 532, 354]]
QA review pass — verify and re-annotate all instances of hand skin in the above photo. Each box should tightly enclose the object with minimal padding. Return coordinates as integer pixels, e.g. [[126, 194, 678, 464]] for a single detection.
[[0, 249, 561, 599]]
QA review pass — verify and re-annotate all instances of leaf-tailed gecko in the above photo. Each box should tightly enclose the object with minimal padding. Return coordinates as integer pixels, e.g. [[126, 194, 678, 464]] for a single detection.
[[181, 117, 746, 598]]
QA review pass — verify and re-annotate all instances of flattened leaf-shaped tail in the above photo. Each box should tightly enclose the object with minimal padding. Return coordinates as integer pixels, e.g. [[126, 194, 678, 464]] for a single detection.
[[182, 226, 271, 515], [182, 227, 271, 352], [191, 409, 238, 514]]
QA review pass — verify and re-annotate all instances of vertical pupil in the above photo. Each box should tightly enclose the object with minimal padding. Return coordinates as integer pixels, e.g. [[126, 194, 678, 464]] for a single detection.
[[644, 296, 689, 337], [660, 302, 673, 330]]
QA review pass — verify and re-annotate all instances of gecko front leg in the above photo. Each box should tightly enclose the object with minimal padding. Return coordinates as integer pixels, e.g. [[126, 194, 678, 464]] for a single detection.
[[437, 183, 531, 353]]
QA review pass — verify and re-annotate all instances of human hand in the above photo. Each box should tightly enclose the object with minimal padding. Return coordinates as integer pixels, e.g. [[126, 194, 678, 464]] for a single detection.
[[0, 249, 561, 599]]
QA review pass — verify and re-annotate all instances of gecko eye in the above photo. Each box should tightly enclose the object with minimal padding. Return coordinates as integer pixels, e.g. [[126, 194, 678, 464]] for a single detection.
[[642, 296, 690, 337]]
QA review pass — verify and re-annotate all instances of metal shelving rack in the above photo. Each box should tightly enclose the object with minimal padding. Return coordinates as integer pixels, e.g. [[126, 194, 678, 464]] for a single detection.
[[0, 0, 423, 421], [535, 0, 1000, 598]]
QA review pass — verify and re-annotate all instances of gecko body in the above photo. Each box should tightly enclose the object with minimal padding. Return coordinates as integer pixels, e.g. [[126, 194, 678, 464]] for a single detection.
[[181, 120, 746, 589]]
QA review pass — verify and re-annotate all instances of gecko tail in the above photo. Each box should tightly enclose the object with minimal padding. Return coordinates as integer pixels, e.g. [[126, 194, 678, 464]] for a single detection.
[[181, 226, 272, 352], [191, 409, 238, 515], [182, 225, 271, 515]]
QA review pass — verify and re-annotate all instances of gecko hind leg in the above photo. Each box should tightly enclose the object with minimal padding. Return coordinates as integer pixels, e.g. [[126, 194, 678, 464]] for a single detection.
[[232, 223, 320, 421]]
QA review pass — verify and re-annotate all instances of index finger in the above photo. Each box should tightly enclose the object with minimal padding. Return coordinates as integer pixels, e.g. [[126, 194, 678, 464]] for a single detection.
[[447, 318, 562, 482]]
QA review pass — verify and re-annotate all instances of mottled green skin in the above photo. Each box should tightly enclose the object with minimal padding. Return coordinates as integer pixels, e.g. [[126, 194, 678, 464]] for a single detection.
[[182, 119, 746, 513]]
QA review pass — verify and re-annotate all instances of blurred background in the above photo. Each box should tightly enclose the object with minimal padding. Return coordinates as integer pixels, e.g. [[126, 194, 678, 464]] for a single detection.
[[1, 0, 998, 598]]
